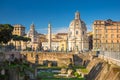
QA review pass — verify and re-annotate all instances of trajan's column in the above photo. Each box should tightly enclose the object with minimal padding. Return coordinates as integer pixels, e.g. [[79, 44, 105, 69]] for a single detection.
[[48, 23, 52, 50]]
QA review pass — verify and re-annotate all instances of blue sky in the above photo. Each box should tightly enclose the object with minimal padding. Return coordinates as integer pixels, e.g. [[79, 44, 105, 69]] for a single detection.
[[0, 0, 120, 34]]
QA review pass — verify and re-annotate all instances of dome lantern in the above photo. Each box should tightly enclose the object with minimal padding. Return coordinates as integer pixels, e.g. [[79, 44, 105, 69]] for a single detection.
[[75, 11, 80, 20], [30, 23, 35, 30]]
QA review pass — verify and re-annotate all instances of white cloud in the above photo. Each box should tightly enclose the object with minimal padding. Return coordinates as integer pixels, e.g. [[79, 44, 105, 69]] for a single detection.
[[36, 24, 93, 34], [52, 27, 68, 34], [36, 27, 68, 34], [36, 28, 48, 34], [86, 24, 92, 32]]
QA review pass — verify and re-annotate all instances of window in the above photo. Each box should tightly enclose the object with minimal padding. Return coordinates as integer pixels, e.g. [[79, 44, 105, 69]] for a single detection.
[[96, 34, 98, 38], [70, 31, 72, 35], [117, 34, 120, 38], [83, 31, 84, 35], [99, 34, 101, 38], [105, 34, 107, 38], [105, 29, 107, 33], [76, 31, 78, 35], [111, 34, 114, 38], [111, 29, 113, 33], [119, 29, 120, 32], [96, 29, 98, 33], [117, 35, 120, 38], [111, 40, 113, 43], [117, 40, 119, 43], [106, 40, 107, 43], [69, 31, 72, 37], [76, 23, 78, 25]]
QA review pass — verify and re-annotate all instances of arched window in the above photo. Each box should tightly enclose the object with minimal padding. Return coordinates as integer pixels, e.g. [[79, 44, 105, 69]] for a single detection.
[[76, 31, 78, 35], [69, 31, 72, 37], [83, 31, 84, 35]]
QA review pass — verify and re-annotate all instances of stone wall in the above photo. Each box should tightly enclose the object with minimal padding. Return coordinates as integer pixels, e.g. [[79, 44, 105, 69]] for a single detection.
[[77, 53, 120, 80], [21, 52, 74, 67], [0, 51, 21, 61], [99, 51, 120, 66]]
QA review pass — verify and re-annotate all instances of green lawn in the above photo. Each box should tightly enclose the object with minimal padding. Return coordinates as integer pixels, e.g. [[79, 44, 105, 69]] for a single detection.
[[37, 66, 62, 69], [41, 78, 85, 80], [37, 65, 87, 80], [37, 72, 55, 78], [37, 71, 86, 80], [81, 69, 89, 74]]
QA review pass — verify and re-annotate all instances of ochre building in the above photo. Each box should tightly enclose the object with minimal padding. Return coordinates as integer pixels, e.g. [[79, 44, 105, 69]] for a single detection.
[[12, 24, 25, 36], [93, 19, 120, 52]]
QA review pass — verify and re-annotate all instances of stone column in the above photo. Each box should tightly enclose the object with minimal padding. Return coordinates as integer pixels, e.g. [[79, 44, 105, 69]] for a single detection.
[[48, 23, 52, 50]]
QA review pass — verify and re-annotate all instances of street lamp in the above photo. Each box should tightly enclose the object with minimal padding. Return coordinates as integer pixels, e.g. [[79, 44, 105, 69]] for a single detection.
[[119, 43, 120, 60], [80, 38, 82, 52], [111, 40, 113, 58], [34, 50, 39, 78]]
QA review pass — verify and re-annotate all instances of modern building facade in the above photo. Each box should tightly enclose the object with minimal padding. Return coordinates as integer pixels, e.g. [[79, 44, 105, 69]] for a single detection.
[[68, 11, 88, 52], [93, 19, 120, 52]]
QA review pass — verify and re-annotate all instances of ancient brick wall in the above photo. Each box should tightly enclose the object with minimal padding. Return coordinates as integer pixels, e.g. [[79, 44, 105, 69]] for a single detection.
[[21, 52, 74, 66]]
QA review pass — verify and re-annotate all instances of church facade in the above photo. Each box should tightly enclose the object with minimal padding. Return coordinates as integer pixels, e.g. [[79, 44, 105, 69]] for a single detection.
[[27, 23, 39, 50], [68, 11, 89, 52]]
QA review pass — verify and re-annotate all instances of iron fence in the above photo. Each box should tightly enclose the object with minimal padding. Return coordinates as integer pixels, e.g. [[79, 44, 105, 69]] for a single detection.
[[100, 51, 120, 61]]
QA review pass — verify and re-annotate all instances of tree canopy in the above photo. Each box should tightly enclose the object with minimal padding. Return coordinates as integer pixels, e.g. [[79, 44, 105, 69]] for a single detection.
[[12, 35, 31, 42], [0, 24, 13, 44]]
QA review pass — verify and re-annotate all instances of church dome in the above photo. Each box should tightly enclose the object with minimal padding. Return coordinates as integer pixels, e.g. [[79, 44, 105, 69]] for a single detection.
[[69, 11, 87, 30], [68, 11, 88, 52], [27, 23, 38, 37]]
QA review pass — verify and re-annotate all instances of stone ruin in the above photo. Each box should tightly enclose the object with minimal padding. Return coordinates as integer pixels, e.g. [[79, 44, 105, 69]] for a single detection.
[[21, 52, 74, 67]]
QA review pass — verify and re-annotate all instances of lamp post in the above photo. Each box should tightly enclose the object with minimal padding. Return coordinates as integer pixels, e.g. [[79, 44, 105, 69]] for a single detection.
[[73, 37, 76, 52], [118, 42, 120, 52], [34, 49, 39, 79], [66, 37, 68, 53], [81, 38, 82, 53], [111, 41, 113, 59], [74, 37, 79, 54], [118, 42, 120, 60]]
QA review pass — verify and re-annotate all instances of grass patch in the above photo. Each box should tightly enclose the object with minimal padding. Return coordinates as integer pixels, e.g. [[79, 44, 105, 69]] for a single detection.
[[37, 72, 55, 78], [37, 66, 61, 69], [37, 65, 87, 80], [72, 65, 85, 69], [81, 69, 89, 74], [41, 78, 85, 80]]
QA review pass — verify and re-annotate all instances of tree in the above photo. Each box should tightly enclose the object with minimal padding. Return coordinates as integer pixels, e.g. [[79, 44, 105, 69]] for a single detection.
[[0, 24, 13, 44], [22, 37, 31, 42], [22, 37, 31, 50], [12, 35, 20, 50], [12, 35, 31, 50]]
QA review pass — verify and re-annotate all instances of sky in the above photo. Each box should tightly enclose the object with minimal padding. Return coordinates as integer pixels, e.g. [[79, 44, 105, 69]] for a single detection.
[[0, 0, 120, 34]]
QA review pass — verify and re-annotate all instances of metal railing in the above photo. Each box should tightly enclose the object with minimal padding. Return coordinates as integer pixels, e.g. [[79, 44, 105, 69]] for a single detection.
[[100, 51, 120, 60], [99, 51, 120, 66]]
